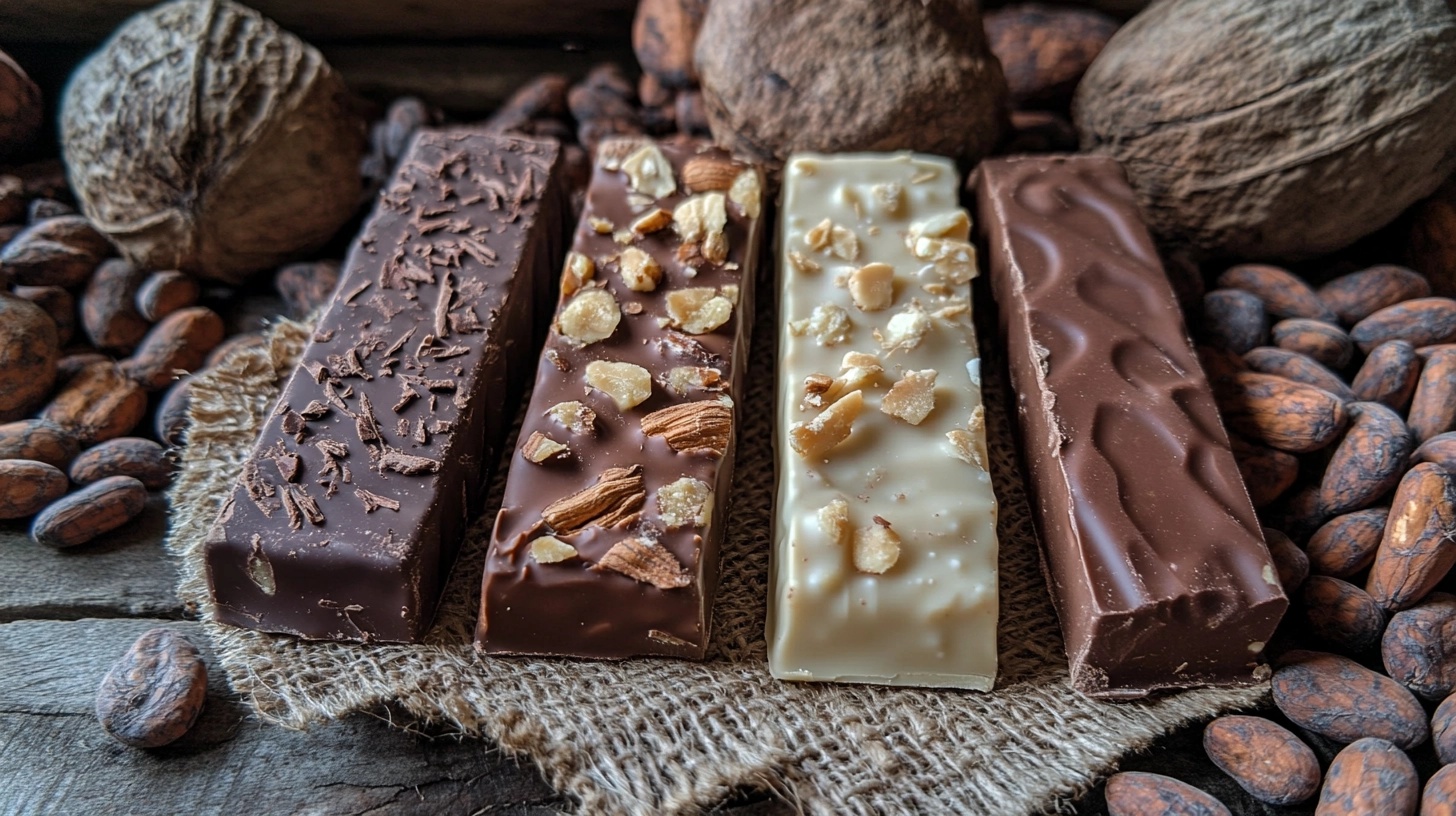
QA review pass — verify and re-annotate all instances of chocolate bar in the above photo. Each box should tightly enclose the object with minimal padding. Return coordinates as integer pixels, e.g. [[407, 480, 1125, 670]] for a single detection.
[[477, 137, 765, 659], [204, 130, 570, 643], [976, 155, 1288, 698], [767, 152, 1001, 690]]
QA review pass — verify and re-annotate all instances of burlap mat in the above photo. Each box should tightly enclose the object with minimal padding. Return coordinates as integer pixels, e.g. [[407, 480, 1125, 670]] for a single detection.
[[167, 288, 1267, 814]]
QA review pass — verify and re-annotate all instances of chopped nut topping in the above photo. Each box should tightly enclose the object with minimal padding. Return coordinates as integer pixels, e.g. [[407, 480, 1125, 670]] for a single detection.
[[947, 428, 986, 469], [804, 218, 859, 261], [541, 464, 646, 534], [593, 536, 691, 589], [721, 284, 740, 305], [848, 262, 895, 311], [521, 431, 570, 463], [641, 400, 732, 456], [618, 247, 663, 292], [681, 155, 740, 193], [620, 143, 676, 199], [631, 208, 672, 234], [665, 287, 734, 334], [657, 477, 713, 529], [729, 169, 761, 219], [787, 251, 821, 276], [674, 193, 729, 264], [853, 523, 902, 574], [556, 288, 621, 345], [788, 303, 852, 346], [804, 373, 834, 399], [881, 369, 938, 425], [907, 213, 978, 284], [529, 536, 579, 564], [585, 360, 653, 410], [872, 183, 906, 217], [818, 498, 850, 546], [789, 390, 863, 459], [664, 366, 723, 396], [589, 216, 615, 234], [246, 538, 275, 595], [876, 302, 931, 353], [842, 351, 882, 372], [613, 230, 634, 245], [546, 401, 597, 435], [804, 353, 882, 409], [561, 252, 595, 298]]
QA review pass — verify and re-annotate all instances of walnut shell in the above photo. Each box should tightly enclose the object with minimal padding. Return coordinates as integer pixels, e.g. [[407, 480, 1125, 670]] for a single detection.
[[1073, 0, 1456, 260], [60, 0, 364, 284], [0, 49, 41, 159], [696, 0, 1008, 168]]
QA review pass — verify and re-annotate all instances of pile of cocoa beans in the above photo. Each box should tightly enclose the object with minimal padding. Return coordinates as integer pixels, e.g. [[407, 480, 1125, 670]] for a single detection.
[[1104, 263, 1456, 814]]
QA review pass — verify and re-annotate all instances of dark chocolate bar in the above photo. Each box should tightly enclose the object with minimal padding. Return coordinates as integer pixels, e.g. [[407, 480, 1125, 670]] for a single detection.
[[976, 155, 1288, 698], [477, 137, 765, 659], [204, 129, 569, 643]]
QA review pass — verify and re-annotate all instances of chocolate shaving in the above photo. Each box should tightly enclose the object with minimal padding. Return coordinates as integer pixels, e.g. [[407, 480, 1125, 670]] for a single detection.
[[356, 488, 401, 513], [378, 449, 443, 476], [322, 381, 349, 412], [432, 344, 470, 360], [366, 293, 407, 323], [304, 360, 330, 384], [448, 306, 485, 334], [434, 271, 454, 339], [430, 420, 453, 434], [593, 537, 692, 590], [396, 418, 411, 438], [281, 486, 304, 530], [300, 401, 330, 420], [355, 394, 382, 445], [291, 486, 325, 525], [541, 465, 646, 535], [459, 236, 498, 265], [342, 280, 371, 304], [414, 419, 429, 445], [241, 460, 277, 517], [314, 328, 336, 343], [386, 327, 417, 356], [280, 409, 307, 440], [382, 255, 435, 290], [394, 380, 420, 412], [273, 451, 302, 483]]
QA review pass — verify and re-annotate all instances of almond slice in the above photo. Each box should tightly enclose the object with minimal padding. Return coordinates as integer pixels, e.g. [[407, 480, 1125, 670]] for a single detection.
[[594, 537, 692, 589]]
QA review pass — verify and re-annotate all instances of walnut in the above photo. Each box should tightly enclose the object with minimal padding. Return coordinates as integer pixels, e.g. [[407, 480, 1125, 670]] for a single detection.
[[585, 360, 653, 410], [666, 287, 734, 334], [817, 498, 850, 546], [529, 536, 579, 564], [848, 262, 895, 311], [876, 302, 931, 353], [881, 369, 938, 425], [521, 430, 569, 463], [729, 168, 762, 219], [620, 143, 677, 199], [657, 477, 714, 528], [619, 247, 664, 292], [546, 400, 598, 435], [561, 251, 595, 298], [854, 523, 902, 574], [789, 389, 863, 458], [788, 303, 852, 346], [556, 288, 621, 345]]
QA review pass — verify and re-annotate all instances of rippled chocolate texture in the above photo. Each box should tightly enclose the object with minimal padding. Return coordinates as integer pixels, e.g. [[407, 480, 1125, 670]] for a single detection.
[[478, 137, 764, 659], [977, 156, 1288, 698], [204, 130, 569, 643]]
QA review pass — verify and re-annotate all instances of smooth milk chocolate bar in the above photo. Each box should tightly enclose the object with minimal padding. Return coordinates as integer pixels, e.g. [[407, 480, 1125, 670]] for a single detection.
[[477, 137, 765, 659], [768, 152, 1001, 690], [976, 155, 1288, 698], [204, 130, 569, 643]]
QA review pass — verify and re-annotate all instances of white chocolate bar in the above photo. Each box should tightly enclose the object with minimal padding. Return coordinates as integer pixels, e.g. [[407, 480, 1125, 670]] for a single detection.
[[768, 152, 999, 690]]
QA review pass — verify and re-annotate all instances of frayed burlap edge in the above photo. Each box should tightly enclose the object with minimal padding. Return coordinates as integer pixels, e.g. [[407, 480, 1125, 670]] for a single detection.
[[167, 314, 1266, 816]]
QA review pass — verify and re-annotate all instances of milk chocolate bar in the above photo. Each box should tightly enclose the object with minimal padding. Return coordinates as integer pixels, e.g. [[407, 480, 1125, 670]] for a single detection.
[[477, 137, 765, 659], [204, 130, 569, 643], [976, 155, 1288, 698], [767, 152, 1001, 690]]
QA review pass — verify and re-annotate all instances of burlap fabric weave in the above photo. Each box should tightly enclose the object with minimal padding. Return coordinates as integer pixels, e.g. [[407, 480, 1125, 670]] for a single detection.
[[167, 295, 1266, 815]]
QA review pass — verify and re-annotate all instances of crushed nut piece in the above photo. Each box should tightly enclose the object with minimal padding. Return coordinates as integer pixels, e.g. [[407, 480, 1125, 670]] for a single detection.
[[881, 369, 938, 425], [872, 183, 906, 217], [729, 169, 761, 219], [529, 536, 579, 564], [541, 464, 646, 534], [618, 247, 663, 292], [804, 353, 881, 409], [594, 537, 691, 589], [666, 287, 734, 334], [854, 524, 902, 574], [721, 284, 740, 305], [818, 498, 850, 546], [588, 216, 615, 234], [641, 400, 732, 456], [556, 288, 621, 345], [521, 431, 570, 463], [657, 477, 713, 529], [620, 143, 676, 199], [947, 428, 987, 470], [787, 251, 821, 276], [546, 401, 597, 435], [664, 366, 723, 396], [848, 262, 895, 311], [631, 208, 672, 234], [585, 360, 653, 410], [876, 302, 931, 353], [560, 252, 595, 298], [789, 390, 863, 459], [908, 213, 978, 284], [788, 303, 852, 346], [674, 193, 729, 264], [805, 218, 859, 261]]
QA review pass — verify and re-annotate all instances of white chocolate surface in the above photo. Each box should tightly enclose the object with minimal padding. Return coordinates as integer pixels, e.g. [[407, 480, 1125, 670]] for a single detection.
[[768, 153, 1000, 690]]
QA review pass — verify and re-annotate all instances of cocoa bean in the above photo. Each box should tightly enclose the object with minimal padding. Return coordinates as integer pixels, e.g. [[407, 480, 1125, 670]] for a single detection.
[[1272, 317, 1354, 370], [81, 258, 149, 354], [1268, 484, 1332, 544], [1408, 345, 1456, 443], [135, 270, 200, 322], [122, 307, 225, 390], [27, 198, 74, 221], [1318, 402, 1413, 515], [674, 90, 710, 137], [1230, 435, 1298, 507], [1217, 264, 1338, 324], [8, 159, 68, 202], [154, 376, 192, 447], [30, 475, 147, 549], [0, 239, 96, 287], [1302, 575, 1387, 654], [274, 260, 339, 319], [203, 330, 265, 369], [1220, 371, 1347, 453], [568, 63, 639, 121], [55, 352, 109, 381], [1202, 289, 1268, 353], [1415, 432, 1456, 472], [69, 437, 174, 490], [1350, 340, 1420, 411], [984, 3, 1118, 111], [1202, 715, 1319, 806], [1271, 650, 1428, 749], [1382, 592, 1456, 700], [0, 459, 69, 520], [1105, 772, 1230, 816], [0, 291, 58, 422], [1434, 693, 1456, 764], [1351, 297, 1456, 353], [95, 628, 206, 748], [1367, 463, 1456, 611], [21, 214, 111, 258], [41, 360, 147, 445], [1307, 508, 1388, 579], [577, 116, 646, 155], [1318, 264, 1432, 326], [0, 173, 23, 223], [1243, 346, 1354, 402], [0, 223, 20, 248], [13, 284, 75, 346], [638, 73, 672, 109], [1425, 765, 1456, 815], [632, 0, 707, 89], [483, 74, 569, 135], [1266, 527, 1309, 594], [1314, 737, 1418, 816], [0, 419, 79, 469]]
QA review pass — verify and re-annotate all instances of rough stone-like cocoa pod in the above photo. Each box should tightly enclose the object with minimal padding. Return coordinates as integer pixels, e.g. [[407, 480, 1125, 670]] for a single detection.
[[203, 331, 264, 370], [1203, 715, 1319, 806], [1382, 592, 1456, 700], [1318, 402, 1414, 515], [13, 285, 76, 347], [1217, 265, 1339, 324], [1243, 346, 1354, 403], [984, 3, 1120, 111], [1271, 650, 1429, 749], [95, 628, 207, 748], [121, 307, 225, 391], [154, 376, 193, 447], [1408, 345, 1456, 443], [1414, 432, 1456, 472], [41, 360, 147, 446], [274, 260, 339, 320], [1351, 297, 1456, 353], [1319, 265, 1433, 326], [0, 459, 69, 520], [1303, 575, 1387, 654], [0, 291, 59, 422], [54, 352, 109, 382], [81, 258, 150, 354], [1266, 527, 1309, 594], [1434, 692, 1456, 764], [1220, 371, 1347, 454], [1272, 318, 1354, 370], [30, 475, 147, 549], [1307, 508, 1388, 579], [0, 419, 80, 469], [1202, 289, 1268, 354], [1351, 340, 1421, 411], [633, 0, 706, 89], [135, 270, 200, 322], [69, 437, 174, 490], [1367, 462, 1456, 611], [1104, 772, 1230, 816], [1315, 737, 1418, 816], [1230, 435, 1298, 508], [1425, 764, 1456, 815]]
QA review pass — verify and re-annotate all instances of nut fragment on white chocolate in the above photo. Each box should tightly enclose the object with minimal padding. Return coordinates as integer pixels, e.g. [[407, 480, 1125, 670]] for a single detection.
[[769, 152, 1000, 690]]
